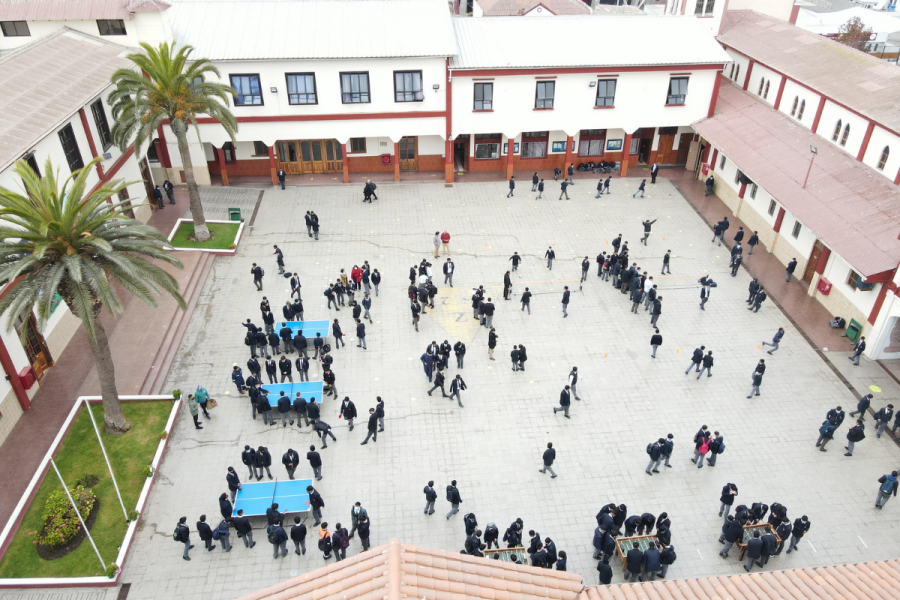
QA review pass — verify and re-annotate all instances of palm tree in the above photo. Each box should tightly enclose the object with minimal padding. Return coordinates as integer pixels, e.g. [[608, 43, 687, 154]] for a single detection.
[[108, 42, 238, 242], [0, 158, 184, 433]]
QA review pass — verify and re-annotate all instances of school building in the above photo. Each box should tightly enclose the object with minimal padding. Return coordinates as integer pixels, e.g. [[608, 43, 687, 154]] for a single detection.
[[693, 10, 900, 359]]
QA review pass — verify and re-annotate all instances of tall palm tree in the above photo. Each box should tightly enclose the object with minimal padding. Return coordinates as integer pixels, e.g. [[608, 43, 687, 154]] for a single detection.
[[0, 158, 184, 433], [108, 42, 238, 242]]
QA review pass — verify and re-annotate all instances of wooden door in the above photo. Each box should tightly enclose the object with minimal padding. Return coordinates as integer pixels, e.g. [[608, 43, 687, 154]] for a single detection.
[[399, 137, 418, 171], [323, 140, 343, 172], [138, 158, 154, 208], [656, 134, 676, 164], [675, 133, 693, 165], [804, 241, 824, 282], [310, 141, 326, 173], [277, 141, 301, 175], [15, 313, 52, 382]]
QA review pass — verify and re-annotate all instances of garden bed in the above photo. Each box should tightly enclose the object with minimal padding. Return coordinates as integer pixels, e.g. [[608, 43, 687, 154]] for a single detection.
[[0, 397, 178, 584], [166, 219, 244, 255]]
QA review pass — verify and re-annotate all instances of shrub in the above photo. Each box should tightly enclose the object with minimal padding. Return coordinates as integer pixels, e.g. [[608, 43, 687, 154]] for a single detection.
[[76, 474, 98, 488], [29, 485, 96, 548], [160, 430, 168, 439], [106, 563, 119, 578], [172, 389, 182, 400], [128, 509, 139, 521], [141, 465, 155, 478]]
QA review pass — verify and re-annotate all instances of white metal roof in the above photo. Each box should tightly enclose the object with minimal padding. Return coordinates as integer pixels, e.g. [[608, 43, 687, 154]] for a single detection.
[[796, 6, 900, 36], [166, 0, 458, 60], [0, 28, 133, 174], [450, 15, 731, 69]]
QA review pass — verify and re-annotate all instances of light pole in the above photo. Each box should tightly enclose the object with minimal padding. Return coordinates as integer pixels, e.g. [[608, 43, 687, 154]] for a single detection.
[[803, 145, 817, 189]]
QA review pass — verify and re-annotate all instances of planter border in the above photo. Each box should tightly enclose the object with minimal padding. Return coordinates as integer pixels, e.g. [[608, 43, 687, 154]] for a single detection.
[[166, 218, 245, 256], [0, 395, 180, 588]]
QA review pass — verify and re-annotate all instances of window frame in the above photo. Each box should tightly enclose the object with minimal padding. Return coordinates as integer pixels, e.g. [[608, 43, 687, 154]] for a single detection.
[[253, 141, 269, 157], [595, 79, 617, 107], [221, 141, 237, 163], [285, 73, 317, 105], [666, 77, 689, 106], [758, 77, 765, 96], [474, 82, 493, 111], [797, 99, 806, 120], [230, 73, 264, 106], [791, 220, 802, 239], [840, 123, 850, 147], [90, 99, 112, 151], [734, 64, 740, 83], [763, 80, 770, 99], [521, 131, 549, 158], [349, 138, 367, 154], [878, 146, 890, 171], [1, 21, 30, 36], [578, 130, 606, 157], [719, 154, 726, 169], [847, 270, 875, 291], [832, 120, 842, 142], [694, 0, 715, 15], [97, 19, 126, 35], [474, 143, 500, 160], [768, 199, 777, 216], [534, 81, 555, 109], [58, 123, 84, 173], [790, 96, 798, 117], [394, 70, 424, 103], [750, 183, 758, 199], [340, 72, 371, 104]]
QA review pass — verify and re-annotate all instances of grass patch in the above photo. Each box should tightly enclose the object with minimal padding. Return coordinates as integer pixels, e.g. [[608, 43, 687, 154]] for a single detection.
[[170, 222, 240, 250], [0, 401, 173, 578]]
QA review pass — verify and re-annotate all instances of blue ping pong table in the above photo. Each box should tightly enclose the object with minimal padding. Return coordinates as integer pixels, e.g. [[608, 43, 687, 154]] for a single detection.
[[279, 320, 330, 340], [233, 479, 313, 517], [261, 381, 323, 404]]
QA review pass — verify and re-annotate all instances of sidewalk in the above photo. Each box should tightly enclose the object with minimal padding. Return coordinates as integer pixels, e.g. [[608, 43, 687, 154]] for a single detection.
[[667, 167, 900, 436]]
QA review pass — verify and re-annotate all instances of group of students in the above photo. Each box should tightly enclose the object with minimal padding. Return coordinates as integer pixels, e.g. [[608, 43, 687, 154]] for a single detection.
[[461, 514, 569, 570], [592, 503, 676, 583], [592, 237, 662, 325], [408, 259, 441, 331]]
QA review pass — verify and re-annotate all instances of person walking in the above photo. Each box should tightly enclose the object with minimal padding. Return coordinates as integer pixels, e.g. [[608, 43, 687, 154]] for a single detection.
[[730, 254, 743, 276], [443, 258, 454, 287], [488, 327, 497, 361], [423, 481, 437, 515], [700, 284, 710, 311], [747, 278, 760, 304], [749, 286, 767, 312], [250, 263, 264, 291], [273, 245, 285, 275], [360, 407, 379, 445], [650, 296, 662, 327], [197, 515, 216, 552], [786, 258, 798, 282], [849, 336, 866, 365], [214, 518, 233, 552], [633, 180, 646, 198], [559, 179, 570, 200], [567, 163, 575, 185], [454, 341, 466, 368], [874, 404, 894, 438], [650, 329, 662, 358], [685, 346, 705, 374], [175, 517, 193, 560], [568, 367, 581, 400], [850, 393, 873, 420], [661, 250, 671, 275], [876, 472, 898, 509], [538, 442, 557, 478], [595, 179, 604, 198], [446, 481, 462, 519], [339, 396, 356, 431], [537, 179, 544, 199], [704, 175, 715, 196], [532, 172, 539, 192], [504, 271, 513, 300], [507, 176, 515, 197], [194, 386, 211, 420], [545, 246, 555, 270], [762, 328, 784, 354], [646, 438, 664, 475], [562, 286, 570, 318], [747, 231, 759, 254], [719, 483, 738, 520], [554, 386, 571, 418], [449, 374, 467, 407], [785, 516, 811, 554], [603, 175, 611, 195], [163, 179, 176, 204], [695, 351, 713, 379], [428, 368, 449, 396], [650, 163, 659, 184], [521, 287, 532, 315], [845, 419, 865, 456], [747, 371, 763, 398]]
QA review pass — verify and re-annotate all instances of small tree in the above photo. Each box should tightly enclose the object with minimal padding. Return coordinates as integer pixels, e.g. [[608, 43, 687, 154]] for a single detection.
[[836, 16, 874, 52], [108, 42, 238, 242]]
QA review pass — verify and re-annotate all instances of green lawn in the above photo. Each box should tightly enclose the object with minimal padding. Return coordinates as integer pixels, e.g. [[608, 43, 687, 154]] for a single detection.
[[0, 401, 173, 578], [170, 222, 240, 250]]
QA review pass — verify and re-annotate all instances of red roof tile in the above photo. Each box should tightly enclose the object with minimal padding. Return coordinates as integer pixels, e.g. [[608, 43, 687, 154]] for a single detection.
[[0, 0, 169, 21]]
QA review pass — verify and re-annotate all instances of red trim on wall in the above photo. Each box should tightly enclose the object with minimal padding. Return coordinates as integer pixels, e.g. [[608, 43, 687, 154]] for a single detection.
[[773, 77, 787, 111], [789, 3, 800, 24], [857, 121, 875, 162], [393, 143, 400, 182], [670, 72, 692, 76], [710, 148, 718, 170], [0, 278, 30, 412], [815, 246, 831, 275], [78, 108, 104, 180], [708, 71, 722, 119], [564, 135, 573, 170], [742, 60, 754, 92], [445, 58, 454, 184], [180, 111, 446, 125], [87, 144, 136, 197], [738, 183, 747, 199], [621, 133, 633, 177], [156, 124, 172, 169], [268, 146, 278, 185], [773, 207, 786, 233], [811, 96, 826, 134], [452, 64, 725, 77], [894, 169, 900, 186], [472, 78, 495, 81], [868, 270, 894, 325]]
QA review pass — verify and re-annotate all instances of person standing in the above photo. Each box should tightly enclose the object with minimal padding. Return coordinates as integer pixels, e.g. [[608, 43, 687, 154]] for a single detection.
[[482, 297, 495, 328], [355, 319, 367, 350], [747, 231, 759, 254], [311, 212, 320, 240], [152, 184, 164, 209], [568, 367, 581, 400], [650, 163, 659, 184], [488, 327, 497, 361], [747, 371, 763, 398], [276, 168, 286, 190], [646, 438, 664, 475], [707, 432, 724, 466], [255, 446, 273, 479], [187, 393, 203, 430], [603, 175, 611, 195], [744, 532, 763, 572], [454, 341, 466, 368], [700, 284, 711, 311], [331, 524, 350, 561], [595, 178, 604, 199], [719, 483, 738, 520], [633, 180, 646, 198], [539, 442, 557, 478], [231, 509, 254, 548], [250, 263, 264, 291], [785, 515, 810, 554], [339, 396, 357, 431], [162, 179, 176, 204], [874, 404, 894, 438], [567, 163, 575, 185], [876, 472, 898, 509], [545, 246, 556, 270], [273, 245, 285, 275], [446, 480, 462, 519], [449, 374, 467, 407], [562, 286, 570, 318], [504, 271, 513, 300], [537, 179, 544, 199], [197, 515, 216, 552], [267, 519, 288, 559], [439, 230, 451, 255], [692, 426, 710, 468], [288, 516, 307, 555], [559, 179, 570, 200], [215, 518, 232, 553], [661, 250, 671, 275], [625, 542, 644, 583], [786, 258, 798, 282], [762, 328, 784, 354], [650, 296, 662, 327], [581, 257, 590, 283], [845, 419, 865, 456], [531, 172, 539, 191], [730, 254, 743, 276], [521, 287, 532, 315], [849, 336, 866, 366], [554, 386, 571, 418], [507, 176, 515, 198], [443, 258, 454, 287], [650, 329, 662, 359], [282, 448, 300, 480], [176, 517, 193, 560], [423, 481, 438, 515]]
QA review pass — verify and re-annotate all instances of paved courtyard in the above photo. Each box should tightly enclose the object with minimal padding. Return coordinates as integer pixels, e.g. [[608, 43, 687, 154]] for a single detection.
[[49, 176, 900, 599]]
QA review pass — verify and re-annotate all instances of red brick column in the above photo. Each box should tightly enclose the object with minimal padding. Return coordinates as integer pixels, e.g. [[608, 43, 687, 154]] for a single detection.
[[620, 133, 632, 177], [815, 247, 831, 274], [565, 135, 573, 173], [738, 183, 747, 199], [342, 144, 350, 184], [506, 136, 515, 180], [773, 207, 785, 233], [268, 146, 278, 186], [216, 146, 229, 187], [394, 142, 400, 182]]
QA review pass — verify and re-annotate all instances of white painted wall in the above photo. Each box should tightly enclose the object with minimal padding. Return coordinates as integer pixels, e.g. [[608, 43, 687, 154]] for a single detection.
[[724, 49, 749, 86], [745, 62, 782, 108], [779, 211, 817, 258], [817, 100, 868, 156], [777, 79, 821, 127], [821, 253, 880, 316], [0, 19, 141, 53], [862, 125, 900, 182], [451, 69, 718, 137]]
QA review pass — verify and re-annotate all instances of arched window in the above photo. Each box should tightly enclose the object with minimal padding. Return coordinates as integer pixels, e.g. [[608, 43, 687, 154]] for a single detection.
[[832, 120, 842, 142], [734, 64, 740, 82], [878, 146, 890, 171], [763, 81, 770, 99], [729, 64, 735, 79], [797, 99, 806, 120], [840, 124, 850, 147], [791, 96, 798, 117], [758, 77, 765, 96]]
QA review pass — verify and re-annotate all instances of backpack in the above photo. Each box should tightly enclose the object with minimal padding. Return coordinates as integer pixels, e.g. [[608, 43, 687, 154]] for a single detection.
[[819, 421, 835, 436], [646, 443, 654, 455], [212, 527, 221, 541], [260, 267, 265, 276], [698, 439, 710, 454], [718, 441, 726, 454], [268, 528, 279, 544], [881, 478, 895, 494], [244, 334, 251, 347], [446, 485, 454, 502], [173, 525, 182, 542], [324, 290, 331, 297]]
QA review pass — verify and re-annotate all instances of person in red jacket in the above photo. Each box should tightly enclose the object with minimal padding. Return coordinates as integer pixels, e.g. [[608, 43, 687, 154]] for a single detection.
[[350, 265, 362, 290], [440, 230, 451, 255]]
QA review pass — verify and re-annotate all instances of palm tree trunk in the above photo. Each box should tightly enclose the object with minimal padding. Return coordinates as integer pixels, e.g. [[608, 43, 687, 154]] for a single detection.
[[170, 118, 210, 242], [86, 317, 131, 434]]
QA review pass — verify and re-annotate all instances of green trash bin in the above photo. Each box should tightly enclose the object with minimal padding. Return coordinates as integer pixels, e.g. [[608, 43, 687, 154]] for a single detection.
[[228, 207, 241, 221]]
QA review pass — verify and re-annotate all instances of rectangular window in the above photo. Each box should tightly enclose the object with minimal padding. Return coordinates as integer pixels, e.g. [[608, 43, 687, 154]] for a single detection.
[[25, 154, 41, 178], [694, 0, 715, 15], [535, 81, 555, 109], [285, 73, 317, 105], [1, 21, 30, 36], [341, 72, 370, 104], [579, 140, 604, 156], [750, 183, 758, 199], [349, 138, 367, 154], [90, 100, 112, 151], [735, 169, 743, 184], [666, 77, 689, 105], [222, 142, 236, 163], [847, 270, 875, 291], [791, 221, 801, 238], [58, 124, 84, 173], [551, 141, 566, 153], [521, 132, 548, 158], [230, 74, 263, 106], [719, 154, 726, 169], [630, 138, 640, 155], [97, 19, 126, 35], [475, 143, 500, 159], [474, 82, 493, 110], [394, 71, 423, 102], [768, 199, 777, 216], [595, 79, 616, 107], [253, 141, 269, 156]]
